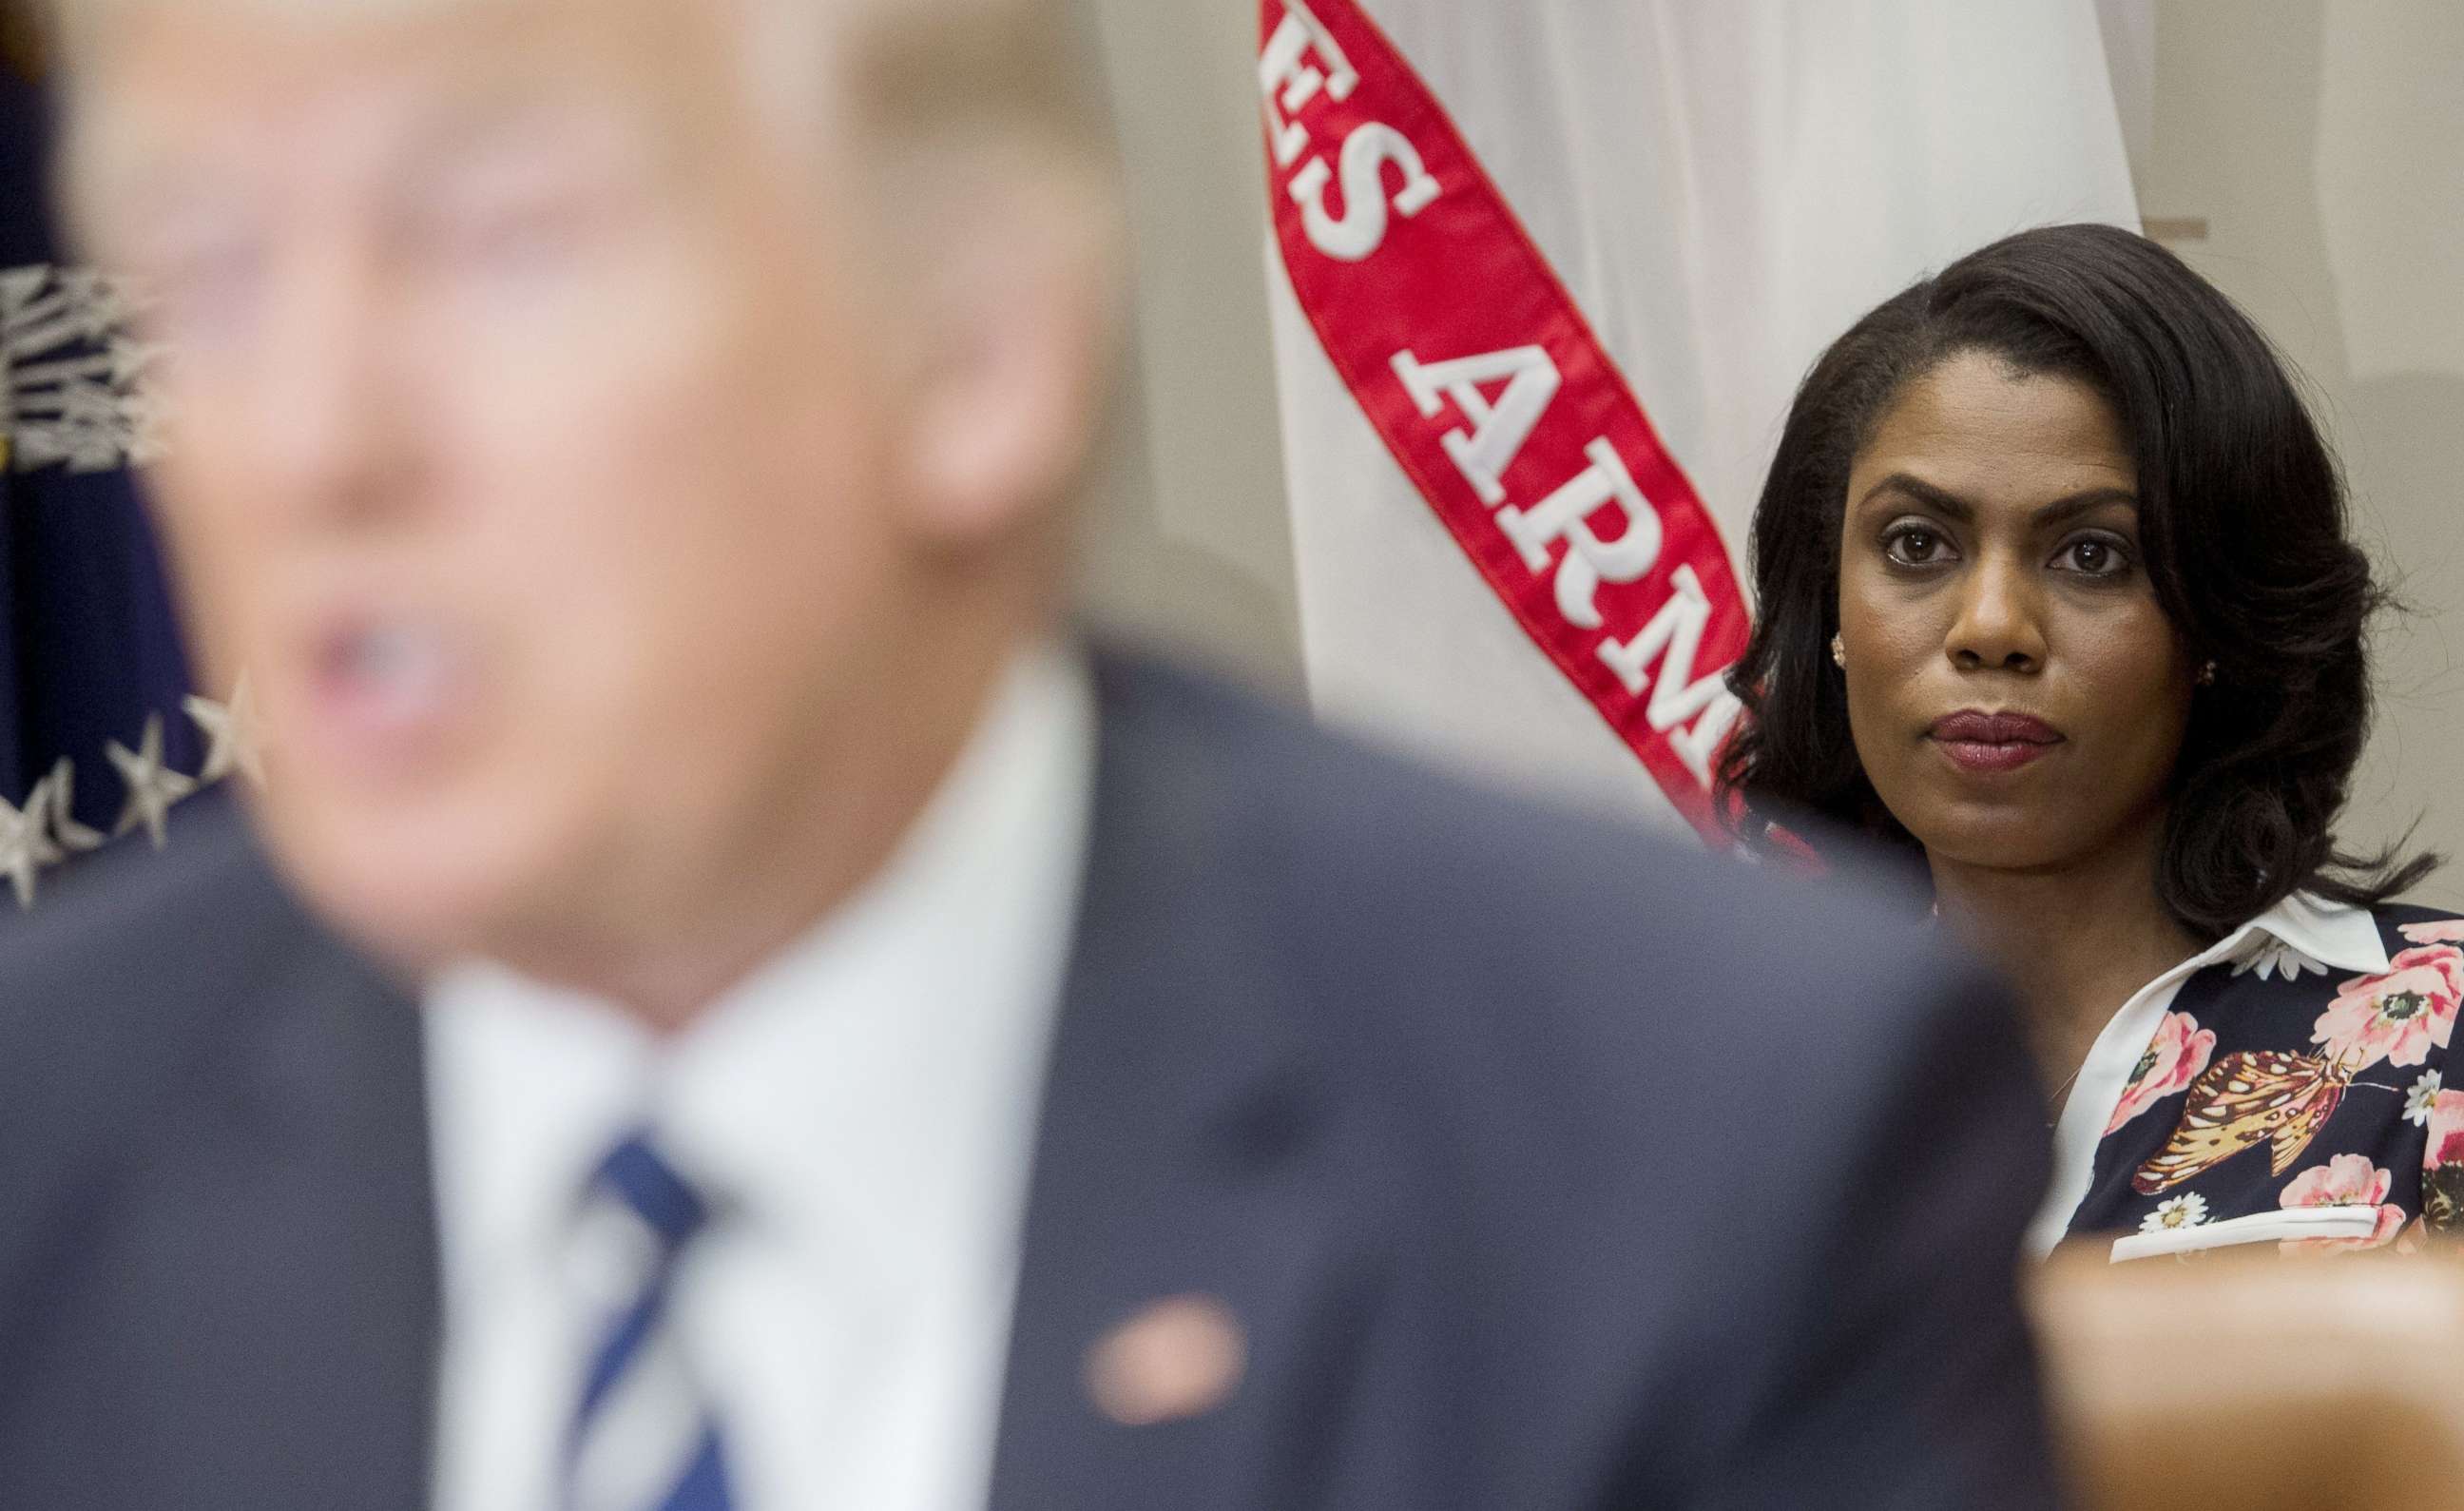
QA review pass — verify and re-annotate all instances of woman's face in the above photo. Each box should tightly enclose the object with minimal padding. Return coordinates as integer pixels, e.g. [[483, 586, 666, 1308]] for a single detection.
[[1836, 350, 2196, 877]]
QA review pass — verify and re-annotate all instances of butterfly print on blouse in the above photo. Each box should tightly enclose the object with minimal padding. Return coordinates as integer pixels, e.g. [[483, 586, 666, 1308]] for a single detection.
[[2131, 1050, 2347, 1195]]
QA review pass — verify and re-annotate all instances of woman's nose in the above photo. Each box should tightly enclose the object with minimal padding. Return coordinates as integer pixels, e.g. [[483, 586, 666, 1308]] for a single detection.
[[1945, 556, 2048, 673]]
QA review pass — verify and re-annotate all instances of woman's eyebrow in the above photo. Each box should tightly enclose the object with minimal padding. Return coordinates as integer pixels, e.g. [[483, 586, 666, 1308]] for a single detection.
[[2029, 487, 2141, 528], [1856, 473, 1974, 520], [1854, 473, 2139, 528]]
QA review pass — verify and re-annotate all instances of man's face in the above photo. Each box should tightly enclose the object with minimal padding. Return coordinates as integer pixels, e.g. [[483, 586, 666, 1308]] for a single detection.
[[73, 0, 927, 972]]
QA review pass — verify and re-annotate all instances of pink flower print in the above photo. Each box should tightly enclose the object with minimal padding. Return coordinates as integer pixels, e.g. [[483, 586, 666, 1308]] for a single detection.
[[2310, 946, 2464, 1073], [2434, 1091, 2464, 1172], [2105, 1011, 2218, 1135], [2429, 1091, 2464, 1233], [2402, 920, 2464, 945], [2279, 1153, 2407, 1252], [2282, 1153, 2391, 1209]]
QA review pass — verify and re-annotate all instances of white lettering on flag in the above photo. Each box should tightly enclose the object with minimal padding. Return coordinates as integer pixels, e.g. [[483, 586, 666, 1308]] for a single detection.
[[1596, 566, 1747, 786], [1389, 346, 1563, 508], [1495, 438, 1665, 632], [1288, 125, 1442, 262], [1260, 0, 1754, 841]]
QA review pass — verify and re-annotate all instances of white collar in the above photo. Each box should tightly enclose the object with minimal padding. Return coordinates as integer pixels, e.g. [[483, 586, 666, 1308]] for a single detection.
[[424, 640, 1099, 1303], [2228, 888, 2392, 977], [2028, 890, 2389, 1256]]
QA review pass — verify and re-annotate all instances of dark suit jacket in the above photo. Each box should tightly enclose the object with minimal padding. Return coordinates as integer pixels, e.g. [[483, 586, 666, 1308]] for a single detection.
[[0, 654, 2059, 1509]]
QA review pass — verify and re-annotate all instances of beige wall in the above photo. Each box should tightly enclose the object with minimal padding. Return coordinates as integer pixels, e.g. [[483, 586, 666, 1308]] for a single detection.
[[1072, 0, 1301, 695], [1077, 0, 2463, 905], [2139, 1, 2464, 906]]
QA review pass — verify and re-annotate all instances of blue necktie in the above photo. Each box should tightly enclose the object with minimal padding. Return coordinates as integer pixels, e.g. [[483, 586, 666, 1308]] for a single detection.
[[564, 1134, 737, 1511]]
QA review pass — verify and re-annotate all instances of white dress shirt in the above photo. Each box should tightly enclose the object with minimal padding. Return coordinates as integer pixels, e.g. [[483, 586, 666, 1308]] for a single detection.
[[2026, 889, 2394, 1257], [425, 645, 1097, 1511]]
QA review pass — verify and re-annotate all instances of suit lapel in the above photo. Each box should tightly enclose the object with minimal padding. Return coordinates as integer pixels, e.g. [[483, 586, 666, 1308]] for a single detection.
[[986, 659, 1360, 1511]]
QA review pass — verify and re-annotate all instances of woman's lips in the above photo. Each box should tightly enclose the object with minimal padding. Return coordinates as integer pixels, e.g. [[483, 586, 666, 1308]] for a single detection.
[[1927, 709, 2064, 774]]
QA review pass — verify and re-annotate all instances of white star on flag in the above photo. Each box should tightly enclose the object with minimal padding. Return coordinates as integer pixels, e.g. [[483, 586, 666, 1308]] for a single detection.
[[186, 675, 265, 787], [0, 787, 47, 908], [107, 713, 197, 849], [40, 757, 106, 855]]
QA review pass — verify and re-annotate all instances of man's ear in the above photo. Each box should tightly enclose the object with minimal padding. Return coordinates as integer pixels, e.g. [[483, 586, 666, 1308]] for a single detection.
[[888, 140, 1119, 551]]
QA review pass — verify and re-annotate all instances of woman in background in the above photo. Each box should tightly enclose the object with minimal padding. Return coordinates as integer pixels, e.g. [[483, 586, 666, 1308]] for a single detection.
[[1721, 223, 2458, 1258]]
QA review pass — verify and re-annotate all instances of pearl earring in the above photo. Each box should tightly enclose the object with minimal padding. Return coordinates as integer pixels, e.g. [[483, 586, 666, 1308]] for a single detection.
[[2198, 661, 2218, 687], [1831, 634, 1847, 670]]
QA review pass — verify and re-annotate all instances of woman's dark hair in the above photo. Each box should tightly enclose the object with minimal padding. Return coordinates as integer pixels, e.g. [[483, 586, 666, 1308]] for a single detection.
[[1718, 222, 2435, 937]]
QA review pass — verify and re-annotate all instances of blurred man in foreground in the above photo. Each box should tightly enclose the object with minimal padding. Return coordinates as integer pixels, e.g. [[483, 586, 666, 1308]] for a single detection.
[[0, 1, 2059, 1506]]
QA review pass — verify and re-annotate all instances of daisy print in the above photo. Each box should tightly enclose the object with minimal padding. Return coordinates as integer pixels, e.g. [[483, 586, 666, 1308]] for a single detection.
[[2409, 1071, 2445, 1128], [2235, 936, 2329, 982], [2141, 1193, 2208, 1235]]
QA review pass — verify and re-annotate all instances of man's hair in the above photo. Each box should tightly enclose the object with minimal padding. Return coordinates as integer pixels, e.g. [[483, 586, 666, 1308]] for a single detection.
[[41, 0, 1107, 159], [841, 0, 1107, 154], [1719, 222, 2439, 936]]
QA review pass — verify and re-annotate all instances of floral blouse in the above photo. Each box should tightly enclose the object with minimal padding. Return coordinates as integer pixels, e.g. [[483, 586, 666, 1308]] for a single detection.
[[2050, 898, 2464, 1259]]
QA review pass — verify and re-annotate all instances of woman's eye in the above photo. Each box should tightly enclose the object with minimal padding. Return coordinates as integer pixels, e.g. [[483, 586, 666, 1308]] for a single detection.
[[2053, 536, 2132, 577], [1883, 527, 1954, 567]]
